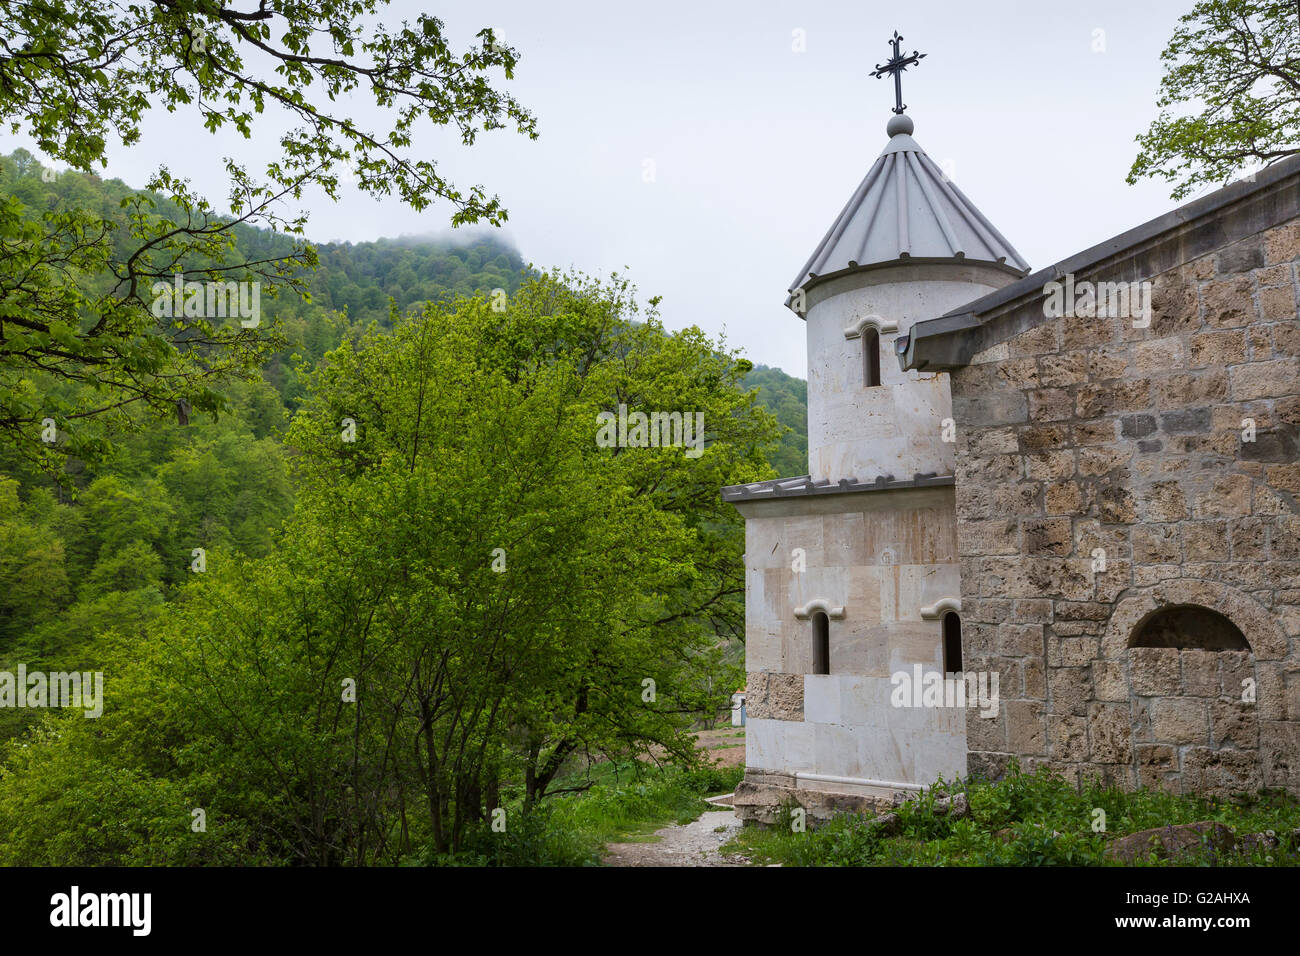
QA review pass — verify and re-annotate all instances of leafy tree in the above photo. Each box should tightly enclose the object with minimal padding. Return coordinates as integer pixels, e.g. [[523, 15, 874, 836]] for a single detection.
[[0, 159, 538, 759], [0, 127, 812, 863], [1129, 0, 1300, 198], [277, 271, 773, 849], [0, 1, 537, 472], [742, 364, 807, 476], [0, 478, 69, 647], [0, 272, 775, 863]]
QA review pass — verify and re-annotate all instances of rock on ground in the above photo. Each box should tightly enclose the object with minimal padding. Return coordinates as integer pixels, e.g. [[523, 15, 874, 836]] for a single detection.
[[1105, 821, 1236, 863]]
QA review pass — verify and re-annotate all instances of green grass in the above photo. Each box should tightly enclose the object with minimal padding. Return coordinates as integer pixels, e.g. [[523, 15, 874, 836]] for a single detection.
[[728, 763, 1300, 867], [555, 764, 730, 843]]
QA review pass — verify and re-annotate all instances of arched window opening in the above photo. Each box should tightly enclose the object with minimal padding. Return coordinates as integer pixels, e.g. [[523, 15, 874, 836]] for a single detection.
[[863, 328, 882, 388], [1129, 604, 1249, 651], [942, 612, 962, 675], [812, 612, 830, 675]]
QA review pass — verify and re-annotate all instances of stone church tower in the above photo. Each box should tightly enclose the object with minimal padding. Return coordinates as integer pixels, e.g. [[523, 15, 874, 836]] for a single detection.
[[724, 77, 1029, 821], [729, 36, 1300, 814]]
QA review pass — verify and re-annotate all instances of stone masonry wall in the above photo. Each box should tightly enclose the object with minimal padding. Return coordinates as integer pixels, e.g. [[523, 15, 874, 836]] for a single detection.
[[950, 217, 1300, 798]]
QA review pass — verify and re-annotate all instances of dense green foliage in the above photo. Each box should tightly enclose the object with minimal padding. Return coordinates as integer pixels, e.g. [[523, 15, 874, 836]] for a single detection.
[[0, 260, 787, 865], [0, 155, 546, 751], [732, 764, 1300, 866], [309, 235, 528, 325], [0, 0, 534, 471], [0, 151, 534, 420], [0, 378, 294, 743], [0, 116, 807, 867], [741, 364, 806, 477]]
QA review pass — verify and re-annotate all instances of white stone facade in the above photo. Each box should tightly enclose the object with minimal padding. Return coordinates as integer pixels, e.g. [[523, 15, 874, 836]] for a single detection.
[[730, 264, 1024, 817], [736, 485, 967, 793], [804, 264, 1011, 484]]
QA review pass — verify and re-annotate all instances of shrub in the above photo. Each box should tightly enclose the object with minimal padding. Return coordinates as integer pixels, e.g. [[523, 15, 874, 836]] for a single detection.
[[731, 763, 1300, 868]]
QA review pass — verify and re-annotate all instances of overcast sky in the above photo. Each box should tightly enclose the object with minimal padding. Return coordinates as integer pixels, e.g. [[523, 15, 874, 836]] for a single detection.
[[4, 0, 1217, 377]]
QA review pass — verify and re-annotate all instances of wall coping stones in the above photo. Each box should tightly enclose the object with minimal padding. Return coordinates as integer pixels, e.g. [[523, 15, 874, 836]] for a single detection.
[[721, 471, 953, 502]]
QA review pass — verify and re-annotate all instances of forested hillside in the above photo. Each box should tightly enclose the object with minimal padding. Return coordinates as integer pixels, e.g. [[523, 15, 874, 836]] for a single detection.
[[741, 364, 807, 477], [0, 150, 808, 863]]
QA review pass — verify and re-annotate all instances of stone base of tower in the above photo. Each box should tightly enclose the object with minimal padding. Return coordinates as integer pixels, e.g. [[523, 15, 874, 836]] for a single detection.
[[726, 483, 969, 823], [732, 769, 912, 827]]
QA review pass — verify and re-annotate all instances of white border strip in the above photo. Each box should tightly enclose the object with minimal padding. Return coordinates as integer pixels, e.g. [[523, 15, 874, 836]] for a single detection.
[[795, 771, 925, 792]]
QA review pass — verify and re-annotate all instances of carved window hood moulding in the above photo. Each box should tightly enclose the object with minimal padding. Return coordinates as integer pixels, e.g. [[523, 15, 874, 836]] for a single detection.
[[794, 600, 845, 620], [844, 313, 900, 339], [920, 597, 961, 620]]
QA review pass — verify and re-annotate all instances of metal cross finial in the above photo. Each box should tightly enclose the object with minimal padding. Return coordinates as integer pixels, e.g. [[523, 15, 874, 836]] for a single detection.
[[870, 31, 925, 115]]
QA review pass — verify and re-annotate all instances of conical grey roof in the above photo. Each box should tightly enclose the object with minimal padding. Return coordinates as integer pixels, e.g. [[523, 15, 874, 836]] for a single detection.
[[789, 123, 1029, 299]]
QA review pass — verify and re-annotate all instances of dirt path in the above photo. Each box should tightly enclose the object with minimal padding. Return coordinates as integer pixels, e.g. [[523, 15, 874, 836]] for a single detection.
[[689, 728, 746, 768], [602, 809, 750, 867]]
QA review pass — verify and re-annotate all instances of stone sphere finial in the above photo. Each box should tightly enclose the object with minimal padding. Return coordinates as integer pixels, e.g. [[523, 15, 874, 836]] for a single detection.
[[886, 113, 914, 137]]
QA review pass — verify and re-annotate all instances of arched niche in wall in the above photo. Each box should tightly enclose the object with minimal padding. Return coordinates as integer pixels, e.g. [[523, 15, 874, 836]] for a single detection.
[[1102, 581, 1285, 661], [1128, 604, 1250, 651]]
